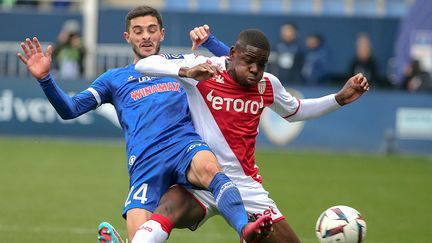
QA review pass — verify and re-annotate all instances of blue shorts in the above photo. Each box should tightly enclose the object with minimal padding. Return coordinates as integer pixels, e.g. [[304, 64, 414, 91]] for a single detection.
[[122, 140, 211, 218]]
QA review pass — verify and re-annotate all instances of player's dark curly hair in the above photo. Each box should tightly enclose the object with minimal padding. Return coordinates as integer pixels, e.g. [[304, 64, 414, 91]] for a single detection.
[[125, 5, 163, 32], [235, 29, 270, 51]]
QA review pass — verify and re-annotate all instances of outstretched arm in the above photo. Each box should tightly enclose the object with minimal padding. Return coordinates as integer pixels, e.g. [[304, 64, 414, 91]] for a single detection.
[[290, 73, 369, 121], [190, 25, 230, 57], [37, 74, 96, 119], [18, 37, 97, 119], [269, 73, 369, 122]]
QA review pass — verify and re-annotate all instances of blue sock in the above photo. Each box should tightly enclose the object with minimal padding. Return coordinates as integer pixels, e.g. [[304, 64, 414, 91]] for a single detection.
[[208, 172, 248, 236]]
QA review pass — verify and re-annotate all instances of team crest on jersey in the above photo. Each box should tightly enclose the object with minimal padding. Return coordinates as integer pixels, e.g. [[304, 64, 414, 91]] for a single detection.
[[214, 74, 224, 84], [128, 155, 136, 166], [159, 53, 185, 59], [258, 80, 266, 94]]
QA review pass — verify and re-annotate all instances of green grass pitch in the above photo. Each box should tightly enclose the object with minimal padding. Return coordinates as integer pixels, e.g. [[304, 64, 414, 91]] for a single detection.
[[0, 137, 431, 242]]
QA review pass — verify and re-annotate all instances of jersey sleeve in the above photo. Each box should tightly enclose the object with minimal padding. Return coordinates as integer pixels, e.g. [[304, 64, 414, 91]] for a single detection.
[[38, 74, 103, 119], [266, 73, 301, 119], [135, 54, 221, 87], [201, 34, 230, 57], [87, 70, 113, 106], [267, 72, 341, 122], [159, 53, 222, 69]]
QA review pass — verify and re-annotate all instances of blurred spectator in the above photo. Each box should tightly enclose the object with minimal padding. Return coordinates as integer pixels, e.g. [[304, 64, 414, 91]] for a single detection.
[[52, 20, 86, 80], [16, 0, 38, 7], [401, 59, 432, 92], [348, 33, 383, 88], [1, 0, 17, 8], [2, 0, 39, 8], [301, 34, 329, 85], [52, 0, 74, 10], [273, 23, 304, 85]]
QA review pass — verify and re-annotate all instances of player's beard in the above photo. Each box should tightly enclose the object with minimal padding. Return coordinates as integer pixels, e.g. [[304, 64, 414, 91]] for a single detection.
[[133, 42, 161, 59]]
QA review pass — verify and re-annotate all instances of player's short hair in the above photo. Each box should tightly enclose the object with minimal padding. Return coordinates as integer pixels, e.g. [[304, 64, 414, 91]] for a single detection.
[[235, 29, 270, 51], [125, 5, 163, 32]]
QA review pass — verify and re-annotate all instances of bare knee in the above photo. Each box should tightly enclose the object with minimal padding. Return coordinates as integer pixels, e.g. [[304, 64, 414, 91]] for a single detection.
[[188, 151, 221, 188], [204, 160, 221, 176], [198, 160, 221, 187]]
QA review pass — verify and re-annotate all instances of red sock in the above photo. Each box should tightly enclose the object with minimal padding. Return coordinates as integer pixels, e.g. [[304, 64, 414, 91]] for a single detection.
[[150, 214, 174, 236]]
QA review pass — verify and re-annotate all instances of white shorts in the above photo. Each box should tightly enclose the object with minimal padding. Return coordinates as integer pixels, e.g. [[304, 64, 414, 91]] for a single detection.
[[187, 177, 285, 230]]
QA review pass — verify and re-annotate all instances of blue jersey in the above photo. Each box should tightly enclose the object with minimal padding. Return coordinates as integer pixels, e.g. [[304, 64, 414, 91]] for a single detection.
[[88, 64, 202, 183], [39, 66, 204, 177], [39, 64, 208, 214]]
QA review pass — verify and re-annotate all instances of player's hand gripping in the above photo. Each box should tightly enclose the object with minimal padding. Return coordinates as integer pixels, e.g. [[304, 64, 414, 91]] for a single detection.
[[335, 73, 370, 106], [190, 24, 210, 51], [17, 37, 52, 80], [179, 63, 219, 81]]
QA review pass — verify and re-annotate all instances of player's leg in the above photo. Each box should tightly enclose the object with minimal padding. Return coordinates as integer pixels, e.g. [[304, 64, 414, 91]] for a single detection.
[[126, 142, 210, 243], [126, 208, 152, 240], [260, 219, 301, 243], [228, 178, 300, 243], [132, 185, 206, 242], [187, 150, 246, 233], [187, 150, 272, 241], [99, 180, 158, 242], [122, 162, 177, 242], [154, 185, 204, 229], [186, 150, 221, 187], [136, 148, 272, 242]]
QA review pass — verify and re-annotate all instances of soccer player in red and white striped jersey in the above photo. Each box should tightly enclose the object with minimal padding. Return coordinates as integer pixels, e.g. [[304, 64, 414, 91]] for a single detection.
[[135, 28, 369, 243]]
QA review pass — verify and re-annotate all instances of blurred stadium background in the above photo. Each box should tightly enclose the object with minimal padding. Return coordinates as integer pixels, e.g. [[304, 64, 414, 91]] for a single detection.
[[0, 0, 431, 242]]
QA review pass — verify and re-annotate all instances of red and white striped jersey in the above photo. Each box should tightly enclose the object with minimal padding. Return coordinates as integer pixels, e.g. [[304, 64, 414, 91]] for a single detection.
[[173, 54, 300, 183]]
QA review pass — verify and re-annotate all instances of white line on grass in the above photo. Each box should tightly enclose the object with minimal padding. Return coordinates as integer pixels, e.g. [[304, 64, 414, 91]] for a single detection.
[[0, 224, 94, 234]]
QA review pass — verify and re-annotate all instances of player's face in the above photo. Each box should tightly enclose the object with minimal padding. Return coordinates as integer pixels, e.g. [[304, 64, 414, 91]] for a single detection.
[[124, 15, 165, 61], [228, 45, 269, 86]]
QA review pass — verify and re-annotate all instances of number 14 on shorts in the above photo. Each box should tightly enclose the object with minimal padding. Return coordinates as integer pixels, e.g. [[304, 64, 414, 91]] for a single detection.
[[125, 183, 148, 207]]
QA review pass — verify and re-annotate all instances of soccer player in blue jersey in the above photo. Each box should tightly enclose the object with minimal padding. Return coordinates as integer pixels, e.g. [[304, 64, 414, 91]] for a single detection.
[[17, 5, 271, 243]]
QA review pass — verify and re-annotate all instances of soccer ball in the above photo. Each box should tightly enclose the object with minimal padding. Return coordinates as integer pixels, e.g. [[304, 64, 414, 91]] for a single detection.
[[315, 205, 367, 243]]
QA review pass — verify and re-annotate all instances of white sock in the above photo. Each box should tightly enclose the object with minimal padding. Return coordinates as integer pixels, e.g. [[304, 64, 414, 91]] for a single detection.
[[131, 220, 169, 243]]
